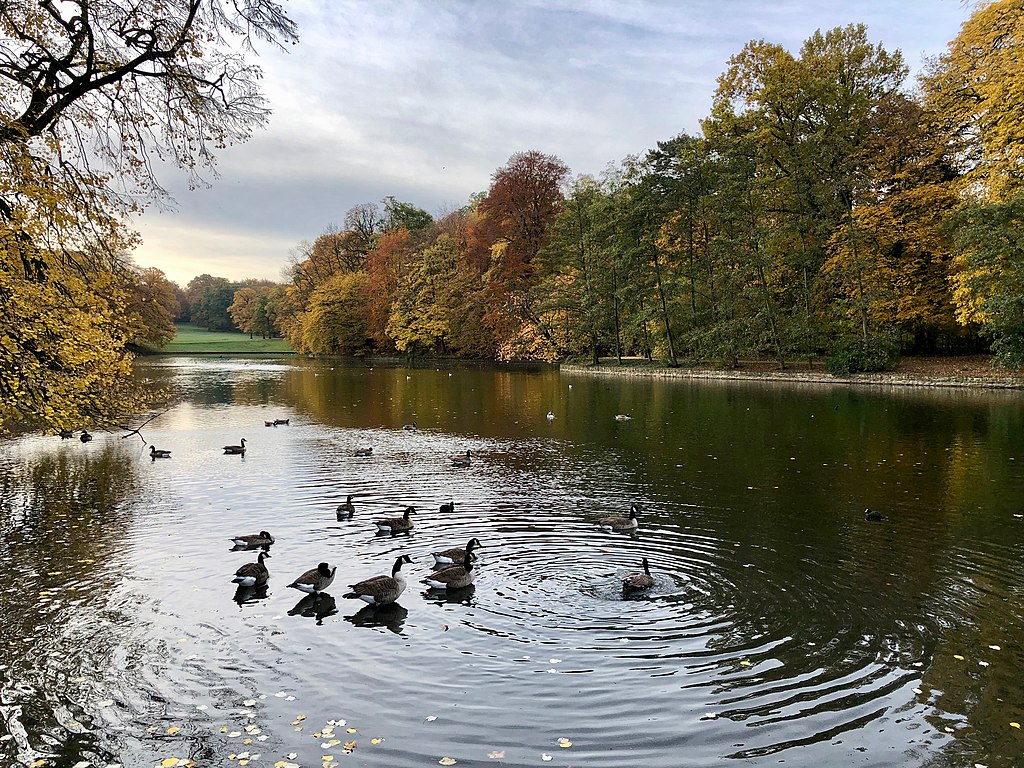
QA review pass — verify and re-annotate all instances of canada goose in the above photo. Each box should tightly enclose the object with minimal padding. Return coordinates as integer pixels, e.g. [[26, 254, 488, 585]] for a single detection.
[[375, 506, 415, 533], [149, 446, 172, 459], [864, 508, 885, 522], [230, 530, 274, 548], [431, 537, 483, 566], [232, 551, 271, 587], [80, 430, 93, 443], [451, 450, 471, 468], [264, 421, 275, 427], [422, 550, 474, 590], [337, 495, 356, 519], [344, 554, 413, 605], [223, 438, 247, 454], [599, 504, 640, 533], [439, 500, 455, 514], [546, 411, 555, 420], [58, 430, 73, 439], [614, 414, 632, 422], [354, 446, 373, 457], [288, 562, 337, 594], [274, 418, 290, 426], [403, 421, 418, 431], [622, 557, 655, 593]]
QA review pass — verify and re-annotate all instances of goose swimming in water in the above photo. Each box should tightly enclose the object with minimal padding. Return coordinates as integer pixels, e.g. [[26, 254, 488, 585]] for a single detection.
[[223, 438, 247, 454], [149, 446, 172, 459], [621, 557, 655, 593], [375, 506, 415, 533], [864, 508, 885, 522], [354, 446, 373, 457], [344, 555, 413, 605], [80, 430, 93, 443], [232, 551, 271, 587], [422, 550, 475, 590], [230, 530, 274, 548], [288, 562, 337, 594], [403, 421, 417, 431], [451, 450, 471, 468], [546, 411, 555, 420], [598, 504, 640, 533], [431, 537, 483, 566], [439, 500, 455, 514], [337, 495, 356, 519]]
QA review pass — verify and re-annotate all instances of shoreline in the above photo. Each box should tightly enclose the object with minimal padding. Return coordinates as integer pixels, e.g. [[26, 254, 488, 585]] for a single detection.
[[559, 358, 1024, 391]]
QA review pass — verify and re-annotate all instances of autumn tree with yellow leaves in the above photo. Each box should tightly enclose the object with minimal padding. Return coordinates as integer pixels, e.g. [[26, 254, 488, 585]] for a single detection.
[[0, 0, 296, 433]]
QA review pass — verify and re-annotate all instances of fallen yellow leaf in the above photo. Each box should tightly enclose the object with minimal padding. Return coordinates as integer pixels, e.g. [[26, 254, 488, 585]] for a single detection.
[[1011, 722, 1021, 729], [954, 655, 965, 661], [439, 758, 457, 766], [161, 760, 181, 768], [166, 726, 180, 735]]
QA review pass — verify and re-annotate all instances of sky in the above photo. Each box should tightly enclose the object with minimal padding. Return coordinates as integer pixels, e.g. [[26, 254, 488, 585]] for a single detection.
[[132, 0, 974, 288]]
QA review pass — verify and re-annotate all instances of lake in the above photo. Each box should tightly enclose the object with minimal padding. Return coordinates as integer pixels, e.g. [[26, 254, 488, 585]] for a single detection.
[[1, 357, 1023, 768]]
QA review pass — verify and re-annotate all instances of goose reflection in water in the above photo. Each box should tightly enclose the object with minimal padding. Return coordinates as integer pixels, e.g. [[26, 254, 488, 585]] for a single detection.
[[345, 602, 408, 635], [232, 583, 270, 606], [288, 592, 338, 625]]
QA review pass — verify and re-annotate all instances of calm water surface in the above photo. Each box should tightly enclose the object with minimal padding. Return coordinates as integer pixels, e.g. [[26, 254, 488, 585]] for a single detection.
[[2, 357, 1024, 767]]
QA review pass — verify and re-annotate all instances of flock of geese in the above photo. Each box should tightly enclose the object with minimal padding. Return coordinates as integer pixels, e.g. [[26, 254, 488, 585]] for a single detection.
[[226, 492, 655, 612]]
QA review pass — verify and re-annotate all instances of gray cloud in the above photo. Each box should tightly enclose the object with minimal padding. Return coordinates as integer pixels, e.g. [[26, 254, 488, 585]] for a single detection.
[[134, 0, 969, 287]]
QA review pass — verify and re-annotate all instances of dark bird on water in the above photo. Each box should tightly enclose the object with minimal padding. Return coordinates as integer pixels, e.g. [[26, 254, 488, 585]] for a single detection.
[[864, 508, 885, 522]]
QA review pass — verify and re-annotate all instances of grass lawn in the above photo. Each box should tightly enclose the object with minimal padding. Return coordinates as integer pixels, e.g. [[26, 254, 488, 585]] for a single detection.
[[159, 323, 295, 354]]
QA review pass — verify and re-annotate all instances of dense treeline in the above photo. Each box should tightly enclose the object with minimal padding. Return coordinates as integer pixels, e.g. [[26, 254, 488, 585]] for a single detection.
[[259, 9, 1024, 371]]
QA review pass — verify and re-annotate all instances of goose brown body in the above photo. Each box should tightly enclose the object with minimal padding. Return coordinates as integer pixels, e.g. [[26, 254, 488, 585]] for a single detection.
[[375, 506, 415, 533], [149, 446, 172, 458], [337, 495, 356, 519], [422, 551, 474, 590], [288, 562, 337, 594], [344, 555, 413, 605], [230, 530, 274, 547], [622, 557, 655, 593], [599, 504, 640, 533], [431, 537, 483, 566], [232, 551, 271, 587], [223, 438, 247, 454]]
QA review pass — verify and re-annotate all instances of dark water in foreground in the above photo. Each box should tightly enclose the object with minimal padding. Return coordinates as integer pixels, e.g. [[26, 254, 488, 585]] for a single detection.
[[2, 357, 1023, 768]]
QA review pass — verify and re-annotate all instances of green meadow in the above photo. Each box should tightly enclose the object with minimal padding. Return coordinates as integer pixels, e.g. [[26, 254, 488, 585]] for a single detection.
[[159, 323, 295, 354]]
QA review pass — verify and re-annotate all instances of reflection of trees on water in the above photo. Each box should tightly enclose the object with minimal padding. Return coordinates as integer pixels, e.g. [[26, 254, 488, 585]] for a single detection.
[[0, 443, 140, 768]]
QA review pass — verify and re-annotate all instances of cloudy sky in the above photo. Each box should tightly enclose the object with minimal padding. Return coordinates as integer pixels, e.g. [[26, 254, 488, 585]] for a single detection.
[[133, 0, 972, 288]]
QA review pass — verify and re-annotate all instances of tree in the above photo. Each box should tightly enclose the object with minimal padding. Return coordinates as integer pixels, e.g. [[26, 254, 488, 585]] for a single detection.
[[923, 0, 1024, 200], [126, 267, 180, 348], [0, 0, 296, 432], [301, 271, 371, 355]]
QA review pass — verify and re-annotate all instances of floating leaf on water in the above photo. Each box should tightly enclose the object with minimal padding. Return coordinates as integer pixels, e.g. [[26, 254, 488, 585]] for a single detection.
[[161, 760, 181, 768], [541, 754, 553, 762], [487, 751, 506, 759], [558, 738, 573, 748], [243, 699, 257, 707], [166, 726, 181, 735], [701, 712, 717, 720], [285, 696, 296, 701], [439, 758, 457, 766], [196, 705, 208, 711], [257, 735, 269, 742], [219, 727, 229, 734], [954, 655, 965, 661], [238, 762, 249, 767], [72, 762, 91, 768], [274, 692, 288, 698], [979, 660, 990, 667], [913, 688, 923, 695], [371, 738, 383, 745], [98, 699, 114, 708], [944, 727, 954, 733], [243, 739, 253, 745], [287, 754, 298, 760], [739, 660, 752, 667], [549, 659, 561, 664], [228, 731, 242, 738], [989, 645, 1002, 651], [425, 715, 438, 722], [343, 741, 357, 750], [346, 728, 357, 734], [1011, 722, 1021, 729], [274, 763, 300, 768]]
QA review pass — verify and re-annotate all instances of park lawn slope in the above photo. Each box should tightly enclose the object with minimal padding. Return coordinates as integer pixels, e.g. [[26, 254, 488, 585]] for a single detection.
[[159, 323, 295, 354]]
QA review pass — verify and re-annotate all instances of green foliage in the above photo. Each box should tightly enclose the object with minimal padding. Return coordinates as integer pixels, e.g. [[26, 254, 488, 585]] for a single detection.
[[302, 272, 371, 355], [826, 336, 901, 375]]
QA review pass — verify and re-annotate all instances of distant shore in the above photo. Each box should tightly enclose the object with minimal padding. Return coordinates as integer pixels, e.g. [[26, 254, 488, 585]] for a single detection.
[[560, 356, 1024, 390]]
